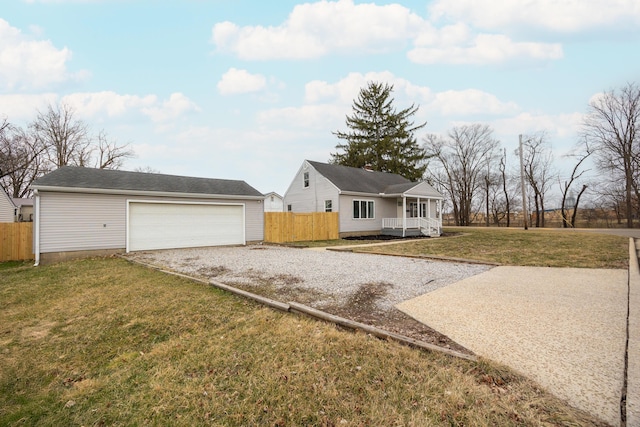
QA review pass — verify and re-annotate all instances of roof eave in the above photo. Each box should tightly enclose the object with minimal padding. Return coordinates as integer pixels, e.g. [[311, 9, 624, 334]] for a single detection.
[[31, 185, 264, 200]]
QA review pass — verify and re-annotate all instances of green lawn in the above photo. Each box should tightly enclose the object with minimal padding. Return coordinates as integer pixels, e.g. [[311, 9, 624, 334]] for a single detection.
[[352, 227, 629, 269], [0, 258, 604, 426]]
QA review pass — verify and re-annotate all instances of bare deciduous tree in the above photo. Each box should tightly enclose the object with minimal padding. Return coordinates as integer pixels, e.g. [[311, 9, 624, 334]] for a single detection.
[[521, 132, 555, 227], [559, 145, 592, 228], [31, 102, 91, 168], [424, 124, 500, 226], [2, 103, 134, 197], [95, 130, 134, 170], [582, 82, 640, 227], [1, 121, 47, 197]]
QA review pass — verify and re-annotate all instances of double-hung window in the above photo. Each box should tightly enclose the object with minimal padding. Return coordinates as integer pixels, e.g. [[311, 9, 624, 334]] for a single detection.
[[324, 200, 332, 212], [353, 199, 374, 219], [303, 172, 309, 188]]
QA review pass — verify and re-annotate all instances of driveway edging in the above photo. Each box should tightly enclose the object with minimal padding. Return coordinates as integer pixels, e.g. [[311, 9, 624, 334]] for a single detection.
[[120, 254, 477, 362]]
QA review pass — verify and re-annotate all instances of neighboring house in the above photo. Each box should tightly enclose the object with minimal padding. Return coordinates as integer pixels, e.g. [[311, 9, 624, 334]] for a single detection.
[[263, 192, 284, 212], [31, 166, 265, 265], [13, 198, 33, 222], [283, 160, 443, 237], [0, 189, 15, 222]]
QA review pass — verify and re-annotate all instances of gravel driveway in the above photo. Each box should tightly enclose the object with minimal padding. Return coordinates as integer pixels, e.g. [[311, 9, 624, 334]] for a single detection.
[[126, 245, 491, 312]]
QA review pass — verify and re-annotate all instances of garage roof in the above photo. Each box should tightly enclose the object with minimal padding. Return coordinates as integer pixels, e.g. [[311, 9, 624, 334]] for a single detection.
[[32, 166, 264, 198]]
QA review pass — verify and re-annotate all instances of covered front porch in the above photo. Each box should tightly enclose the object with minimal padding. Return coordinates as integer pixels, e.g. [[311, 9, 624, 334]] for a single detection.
[[381, 195, 443, 237]]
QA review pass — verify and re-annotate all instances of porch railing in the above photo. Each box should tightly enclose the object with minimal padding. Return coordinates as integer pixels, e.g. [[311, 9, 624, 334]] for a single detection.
[[381, 217, 442, 237], [419, 217, 442, 236]]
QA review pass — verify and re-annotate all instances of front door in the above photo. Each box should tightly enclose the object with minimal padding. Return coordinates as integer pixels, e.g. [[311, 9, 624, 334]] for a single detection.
[[408, 202, 428, 218]]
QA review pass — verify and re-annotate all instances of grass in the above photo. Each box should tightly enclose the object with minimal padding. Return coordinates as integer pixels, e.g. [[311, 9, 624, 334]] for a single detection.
[[0, 258, 605, 426], [352, 227, 629, 269]]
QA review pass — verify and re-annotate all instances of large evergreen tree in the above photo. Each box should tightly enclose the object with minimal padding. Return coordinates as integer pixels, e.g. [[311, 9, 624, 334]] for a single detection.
[[330, 82, 427, 181]]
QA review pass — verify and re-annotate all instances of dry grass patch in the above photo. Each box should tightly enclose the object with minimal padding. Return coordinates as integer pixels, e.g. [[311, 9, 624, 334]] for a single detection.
[[0, 258, 606, 426], [353, 227, 628, 269]]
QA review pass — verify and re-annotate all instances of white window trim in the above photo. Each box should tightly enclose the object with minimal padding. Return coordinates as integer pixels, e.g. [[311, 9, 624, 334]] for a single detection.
[[324, 200, 332, 212], [303, 172, 310, 188], [352, 199, 375, 220]]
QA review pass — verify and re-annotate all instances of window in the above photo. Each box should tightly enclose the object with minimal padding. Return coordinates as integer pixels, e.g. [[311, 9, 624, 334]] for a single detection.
[[353, 199, 374, 219], [287, 204, 292, 212], [324, 200, 332, 212], [303, 172, 309, 188]]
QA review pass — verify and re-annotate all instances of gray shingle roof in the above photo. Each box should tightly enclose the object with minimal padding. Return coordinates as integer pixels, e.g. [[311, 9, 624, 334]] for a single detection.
[[307, 160, 410, 193], [32, 166, 263, 198]]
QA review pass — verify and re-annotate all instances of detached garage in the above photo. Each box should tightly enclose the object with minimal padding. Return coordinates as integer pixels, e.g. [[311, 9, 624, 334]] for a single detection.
[[31, 167, 265, 265]]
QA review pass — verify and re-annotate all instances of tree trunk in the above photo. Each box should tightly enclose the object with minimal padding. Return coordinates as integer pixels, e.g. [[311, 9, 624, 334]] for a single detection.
[[571, 185, 588, 228]]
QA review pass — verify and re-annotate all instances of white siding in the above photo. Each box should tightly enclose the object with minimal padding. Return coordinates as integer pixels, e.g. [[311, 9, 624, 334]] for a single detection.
[[264, 194, 284, 212], [39, 192, 125, 253], [0, 191, 15, 222], [244, 199, 264, 241], [38, 192, 264, 253], [283, 162, 339, 213]]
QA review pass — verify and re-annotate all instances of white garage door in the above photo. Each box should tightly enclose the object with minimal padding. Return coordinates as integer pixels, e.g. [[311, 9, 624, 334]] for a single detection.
[[128, 202, 244, 251]]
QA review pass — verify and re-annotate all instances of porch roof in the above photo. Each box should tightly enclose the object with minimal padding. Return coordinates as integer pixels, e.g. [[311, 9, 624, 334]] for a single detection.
[[382, 181, 443, 199]]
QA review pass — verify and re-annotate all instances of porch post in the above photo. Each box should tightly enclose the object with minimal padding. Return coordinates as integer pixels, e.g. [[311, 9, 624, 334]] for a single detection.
[[402, 195, 406, 237], [427, 197, 431, 221]]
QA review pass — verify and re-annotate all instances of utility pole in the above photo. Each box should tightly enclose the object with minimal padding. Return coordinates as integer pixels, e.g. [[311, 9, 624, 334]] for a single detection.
[[519, 134, 528, 230]]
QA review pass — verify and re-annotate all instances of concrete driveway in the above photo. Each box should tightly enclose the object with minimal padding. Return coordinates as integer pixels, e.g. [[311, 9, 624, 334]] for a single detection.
[[397, 264, 630, 426]]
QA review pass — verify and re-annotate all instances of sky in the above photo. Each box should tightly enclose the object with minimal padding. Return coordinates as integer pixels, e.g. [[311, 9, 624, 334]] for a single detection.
[[1, 0, 639, 201]]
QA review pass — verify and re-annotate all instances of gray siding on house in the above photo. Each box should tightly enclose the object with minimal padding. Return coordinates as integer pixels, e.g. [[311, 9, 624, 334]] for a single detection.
[[38, 192, 264, 253], [0, 192, 15, 222], [338, 194, 392, 233], [284, 162, 339, 213]]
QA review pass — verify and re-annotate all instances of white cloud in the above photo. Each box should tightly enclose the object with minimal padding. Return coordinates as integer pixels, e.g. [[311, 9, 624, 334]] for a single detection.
[[0, 91, 200, 125], [492, 112, 585, 141], [211, 0, 424, 60], [429, 89, 519, 115], [409, 33, 563, 65], [211, 0, 568, 66], [217, 68, 267, 95], [257, 104, 345, 131], [0, 93, 59, 121], [62, 91, 156, 118], [0, 18, 85, 90], [305, 72, 392, 104], [428, 0, 640, 33], [264, 72, 516, 135], [141, 92, 200, 123]]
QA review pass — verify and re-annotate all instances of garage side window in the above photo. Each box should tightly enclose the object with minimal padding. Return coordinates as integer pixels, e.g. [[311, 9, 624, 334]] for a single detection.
[[303, 172, 309, 188], [324, 200, 332, 212], [353, 199, 374, 219]]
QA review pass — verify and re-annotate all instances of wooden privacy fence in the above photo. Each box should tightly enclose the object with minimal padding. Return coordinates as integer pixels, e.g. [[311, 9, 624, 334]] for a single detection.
[[0, 222, 34, 262], [264, 212, 339, 243]]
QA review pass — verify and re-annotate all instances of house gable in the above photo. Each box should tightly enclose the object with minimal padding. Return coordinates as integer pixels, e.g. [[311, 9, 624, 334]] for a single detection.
[[383, 181, 443, 199], [283, 161, 340, 212]]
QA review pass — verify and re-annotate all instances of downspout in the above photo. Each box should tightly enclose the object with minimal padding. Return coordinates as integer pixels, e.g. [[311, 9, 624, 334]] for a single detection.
[[33, 190, 40, 266]]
